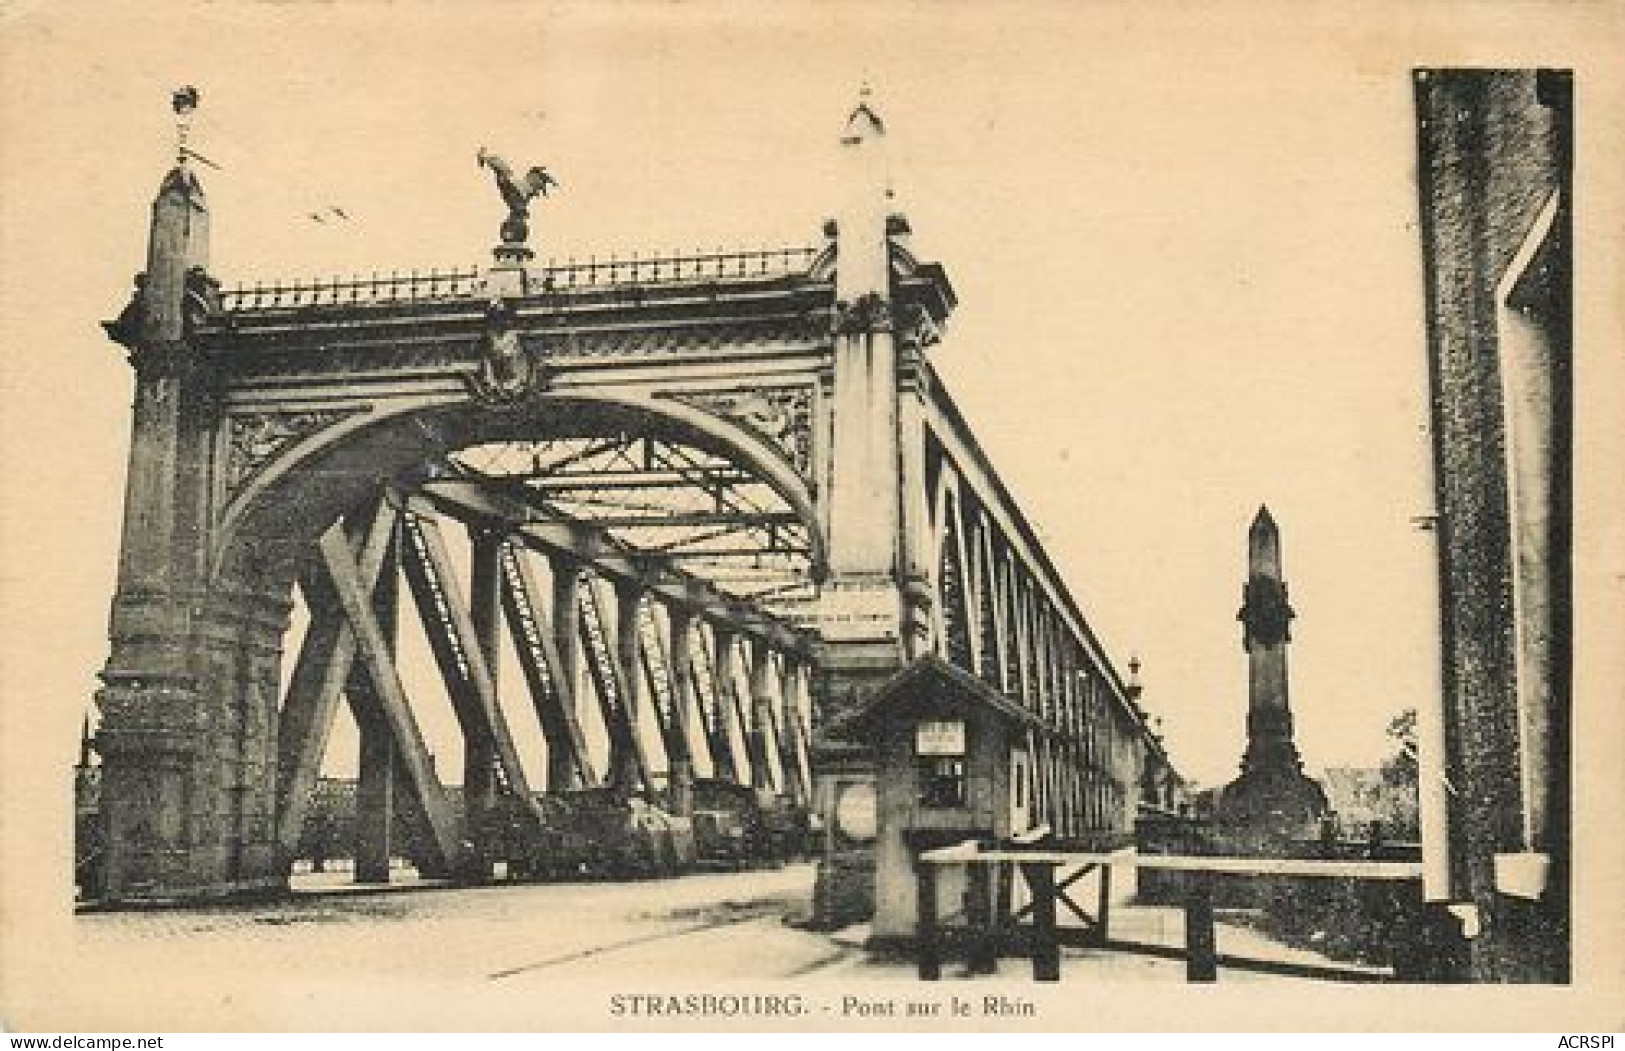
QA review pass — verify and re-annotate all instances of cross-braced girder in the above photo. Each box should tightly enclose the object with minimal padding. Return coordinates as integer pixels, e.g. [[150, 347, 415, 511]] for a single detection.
[[447, 435, 815, 609], [264, 476, 818, 881], [916, 403, 1181, 844], [86, 116, 1185, 916]]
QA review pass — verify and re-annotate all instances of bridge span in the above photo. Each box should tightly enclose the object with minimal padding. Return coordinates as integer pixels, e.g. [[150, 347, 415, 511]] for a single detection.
[[84, 91, 1179, 932]]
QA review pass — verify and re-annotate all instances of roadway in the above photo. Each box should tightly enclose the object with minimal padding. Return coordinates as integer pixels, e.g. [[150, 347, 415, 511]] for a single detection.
[[56, 862, 1383, 1029]]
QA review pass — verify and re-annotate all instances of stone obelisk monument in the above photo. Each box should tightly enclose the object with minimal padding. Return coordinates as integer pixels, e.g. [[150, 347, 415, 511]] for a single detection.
[[1217, 506, 1327, 840]]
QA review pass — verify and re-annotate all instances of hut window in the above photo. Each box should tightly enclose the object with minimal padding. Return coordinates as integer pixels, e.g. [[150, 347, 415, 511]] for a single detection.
[[919, 757, 968, 808]]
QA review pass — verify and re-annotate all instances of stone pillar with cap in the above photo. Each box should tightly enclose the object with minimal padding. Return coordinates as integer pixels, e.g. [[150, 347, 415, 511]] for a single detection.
[[95, 91, 291, 901], [809, 87, 912, 928], [1216, 506, 1328, 843], [821, 86, 904, 679]]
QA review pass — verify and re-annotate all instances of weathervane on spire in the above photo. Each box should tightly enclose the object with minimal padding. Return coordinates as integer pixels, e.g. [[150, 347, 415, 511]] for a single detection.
[[171, 86, 199, 166], [168, 85, 220, 171], [847, 77, 885, 136]]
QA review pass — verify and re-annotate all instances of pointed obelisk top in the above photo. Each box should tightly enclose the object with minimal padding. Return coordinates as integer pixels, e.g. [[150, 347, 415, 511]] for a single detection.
[[79, 714, 94, 768], [1248, 504, 1282, 579], [835, 80, 892, 302], [842, 80, 886, 145], [1251, 504, 1278, 534], [138, 85, 211, 345]]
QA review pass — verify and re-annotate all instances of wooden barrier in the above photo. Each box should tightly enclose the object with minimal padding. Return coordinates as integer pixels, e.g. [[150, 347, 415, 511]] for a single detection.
[[915, 846, 1423, 982]]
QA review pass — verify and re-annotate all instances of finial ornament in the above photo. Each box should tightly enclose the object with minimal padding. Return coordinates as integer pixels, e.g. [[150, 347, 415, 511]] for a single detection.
[[171, 85, 200, 165], [1125, 653, 1145, 701], [845, 79, 885, 139], [477, 147, 559, 248]]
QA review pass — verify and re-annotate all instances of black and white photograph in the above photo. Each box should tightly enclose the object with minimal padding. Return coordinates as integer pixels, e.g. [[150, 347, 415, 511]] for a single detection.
[[1, 0, 1621, 1034]]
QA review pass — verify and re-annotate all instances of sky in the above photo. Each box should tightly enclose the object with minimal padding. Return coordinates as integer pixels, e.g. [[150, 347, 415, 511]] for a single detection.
[[3, 1, 1601, 799]]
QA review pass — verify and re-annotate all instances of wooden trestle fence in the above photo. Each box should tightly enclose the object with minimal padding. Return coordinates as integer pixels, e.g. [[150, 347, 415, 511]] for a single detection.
[[915, 840, 1424, 983]]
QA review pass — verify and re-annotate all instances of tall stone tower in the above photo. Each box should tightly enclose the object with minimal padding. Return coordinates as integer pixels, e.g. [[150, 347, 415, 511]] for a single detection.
[[1217, 506, 1327, 838], [95, 92, 289, 900]]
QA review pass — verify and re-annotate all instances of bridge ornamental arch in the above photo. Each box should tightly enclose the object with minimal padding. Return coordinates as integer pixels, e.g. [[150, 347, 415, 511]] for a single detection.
[[219, 393, 826, 579]]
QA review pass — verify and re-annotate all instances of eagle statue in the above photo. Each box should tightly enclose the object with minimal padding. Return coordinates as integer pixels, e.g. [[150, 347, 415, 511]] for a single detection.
[[478, 147, 559, 246]]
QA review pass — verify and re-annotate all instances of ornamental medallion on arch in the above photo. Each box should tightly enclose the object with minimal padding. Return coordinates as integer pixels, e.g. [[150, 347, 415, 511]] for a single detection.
[[660, 385, 816, 481], [221, 407, 371, 506]]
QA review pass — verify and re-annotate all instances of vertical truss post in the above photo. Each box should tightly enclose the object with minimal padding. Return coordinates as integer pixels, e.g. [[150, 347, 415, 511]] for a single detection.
[[501, 545, 595, 790], [1018, 591, 1043, 827], [611, 580, 656, 796], [1007, 570, 1027, 704], [573, 571, 656, 798], [1032, 607, 1050, 724], [686, 625, 728, 780], [792, 662, 816, 805], [665, 608, 698, 817], [1016, 581, 1036, 711], [464, 527, 504, 839], [952, 488, 982, 676], [1057, 659, 1077, 839], [549, 555, 586, 785], [1040, 617, 1062, 832], [469, 528, 505, 697], [1063, 650, 1079, 834], [635, 603, 685, 795], [776, 656, 810, 806], [992, 553, 1014, 696], [1049, 644, 1068, 837], [1030, 604, 1051, 829], [968, 517, 994, 686], [1076, 685, 1088, 833], [747, 638, 778, 792], [1080, 680, 1093, 832], [1089, 683, 1103, 831], [1070, 741, 1085, 840], [710, 627, 747, 785]]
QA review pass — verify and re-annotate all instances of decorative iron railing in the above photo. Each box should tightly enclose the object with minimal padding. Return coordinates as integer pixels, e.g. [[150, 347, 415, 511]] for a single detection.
[[531, 246, 821, 290], [220, 268, 483, 312], [218, 246, 822, 313]]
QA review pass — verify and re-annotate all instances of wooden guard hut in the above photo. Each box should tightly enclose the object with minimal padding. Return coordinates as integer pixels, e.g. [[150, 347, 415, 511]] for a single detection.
[[830, 654, 1044, 941]]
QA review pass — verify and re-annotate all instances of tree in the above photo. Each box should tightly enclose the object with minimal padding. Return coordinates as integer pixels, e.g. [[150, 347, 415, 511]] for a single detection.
[[1374, 708, 1420, 840]]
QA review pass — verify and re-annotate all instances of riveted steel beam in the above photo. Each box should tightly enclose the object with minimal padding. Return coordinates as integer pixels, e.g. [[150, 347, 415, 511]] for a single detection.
[[317, 521, 464, 874], [274, 495, 400, 860], [412, 479, 812, 655]]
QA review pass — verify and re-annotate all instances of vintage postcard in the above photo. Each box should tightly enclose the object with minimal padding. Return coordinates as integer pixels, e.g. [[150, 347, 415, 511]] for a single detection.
[[1, 0, 1621, 1034]]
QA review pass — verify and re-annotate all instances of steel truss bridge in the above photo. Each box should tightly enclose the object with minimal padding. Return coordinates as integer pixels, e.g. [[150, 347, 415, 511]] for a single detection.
[[88, 101, 1179, 922]]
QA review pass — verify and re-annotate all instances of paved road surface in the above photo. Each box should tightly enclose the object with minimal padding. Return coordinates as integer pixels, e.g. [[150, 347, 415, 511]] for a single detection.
[[55, 862, 1385, 1028]]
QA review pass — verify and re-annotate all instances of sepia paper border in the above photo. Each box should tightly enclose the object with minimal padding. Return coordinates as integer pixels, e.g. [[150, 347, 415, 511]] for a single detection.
[[2, 0, 1621, 1033]]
